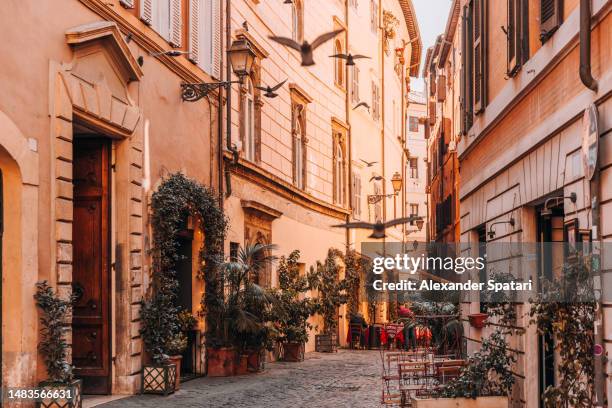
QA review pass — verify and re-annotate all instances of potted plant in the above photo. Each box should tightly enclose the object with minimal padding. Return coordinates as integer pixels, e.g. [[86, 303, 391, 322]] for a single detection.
[[309, 249, 350, 353], [34, 281, 82, 408], [467, 312, 488, 329], [139, 289, 181, 395], [413, 329, 514, 407], [269, 250, 316, 362], [207, 243, 276, 376]]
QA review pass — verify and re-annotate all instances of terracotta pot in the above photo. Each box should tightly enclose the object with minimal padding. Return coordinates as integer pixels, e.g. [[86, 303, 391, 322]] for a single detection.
[[246, 349, 265, 372], [235, 354, 249, 375], [468, 313, 488, 329], [167, 355, 182, 390], [282, 342, 305, 362], [207, 347, 237, 377]]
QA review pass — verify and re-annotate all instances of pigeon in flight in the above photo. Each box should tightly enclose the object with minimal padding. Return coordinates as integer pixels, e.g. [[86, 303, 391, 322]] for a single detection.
[[360, 159, 378, 167], [329, 53, 371, 66], [333, 217, 419, 239], [269, 29, 345, 66], [256, 79, 287, 98], [370, 175, 385, 182], [353, 101, 371, 112]]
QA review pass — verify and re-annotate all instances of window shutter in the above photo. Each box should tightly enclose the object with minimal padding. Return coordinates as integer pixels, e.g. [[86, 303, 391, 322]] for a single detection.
[[212, 0, 222, 79], [540, 0, 560, 42], [507, 0, 518, 75], [120, 0, 135, 8], [437, 75, 446, 102], [429, 73, 436, 97], [169, 0, 182, 47], [460, 8, 467, 135], [141, 0, 153, 25], [189, 0, 200, 64], [352, 66, 360, 103], [472, 0, 485, 114], [429, 101, 436, 125]]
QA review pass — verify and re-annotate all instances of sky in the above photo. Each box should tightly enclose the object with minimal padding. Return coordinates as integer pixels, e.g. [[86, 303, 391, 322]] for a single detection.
[[410, 0, 453, 93]]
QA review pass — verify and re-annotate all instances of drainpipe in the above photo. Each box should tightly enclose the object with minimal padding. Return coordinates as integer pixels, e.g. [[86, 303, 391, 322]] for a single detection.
[[345, 0, 352, 252], [224, 0, 233, 197], [579, 0, 598, 92], [217, 0, 227, 208]]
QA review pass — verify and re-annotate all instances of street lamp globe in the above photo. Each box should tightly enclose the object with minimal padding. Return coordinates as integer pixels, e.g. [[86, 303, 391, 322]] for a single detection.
[[391, 171, 403, 193], [228, 38, 256, 80]]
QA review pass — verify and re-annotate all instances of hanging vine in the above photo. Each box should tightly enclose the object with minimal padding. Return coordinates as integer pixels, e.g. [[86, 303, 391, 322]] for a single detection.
[[141, 173, 227, 363], [529, 255, 596, 407]]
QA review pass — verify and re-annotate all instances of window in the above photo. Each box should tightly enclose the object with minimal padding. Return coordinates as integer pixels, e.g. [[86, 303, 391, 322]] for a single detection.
[[472, 0, 486, 114], [540, 0, 561, 43], [291, 0, 304, 42], [408, 116, 419, 132], [292, 103, 307, 189], [332, 128, 347, 207], [506, 0, 530, 77], [349, 0, 358, 9], [243, 77, 256, 161], [142, 0, 182, 46], [460, 4, 474, 134], [351, 173, 362, 218], [370, 0, 378, 33], [409, 158, 418, 179], [409, 204, 419, 225], [351, 66, 360, 103], [189, 0, 217, 75], [371, 81, 380, 121], [334, 39, 345, 88], [229, 242, 240, 262]]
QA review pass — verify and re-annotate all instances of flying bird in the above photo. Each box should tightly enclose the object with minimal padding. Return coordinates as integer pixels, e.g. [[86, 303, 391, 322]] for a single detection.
[[353, 101, 371, 112], [256, 79, 287, 98], [269, 29, 345, 66], [360, 159, 378, 167], [370, 175, 385, 182], [329, 53, 371, 66], [333, 217, 418, 239]]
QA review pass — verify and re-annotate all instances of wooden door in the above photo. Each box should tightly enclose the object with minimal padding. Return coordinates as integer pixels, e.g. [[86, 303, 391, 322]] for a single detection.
[[72, 138, 111, 394]]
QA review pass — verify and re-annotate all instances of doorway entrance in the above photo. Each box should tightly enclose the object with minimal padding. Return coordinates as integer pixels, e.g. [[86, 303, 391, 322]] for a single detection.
[[72, 137, 112, 394], [176, 224, 197, 380]]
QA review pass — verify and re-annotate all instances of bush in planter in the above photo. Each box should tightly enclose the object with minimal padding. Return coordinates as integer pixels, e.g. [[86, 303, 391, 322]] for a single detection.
[[34, 281, 82, 408], [207, 243, 277, 375], [269, 250, 317, 361], [434, 329, 516, 399], [309, 248, 351, 352]]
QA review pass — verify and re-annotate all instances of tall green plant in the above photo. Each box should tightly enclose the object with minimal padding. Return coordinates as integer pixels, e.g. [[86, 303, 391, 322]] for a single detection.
[[309, 248, 350, 334], [269, 250, 316, 344], [343, 249, 368, 317], [214, 243, 277, 352], [34, 281, 74, 383]]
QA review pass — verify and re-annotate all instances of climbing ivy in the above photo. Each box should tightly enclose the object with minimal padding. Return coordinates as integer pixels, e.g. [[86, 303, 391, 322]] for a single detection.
[[529, 255, 596, 407], [141, 173, 227, 363]]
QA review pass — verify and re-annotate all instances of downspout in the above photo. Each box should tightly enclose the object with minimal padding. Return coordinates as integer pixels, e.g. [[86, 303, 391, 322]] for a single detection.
[[345, 0, 352, 251], [217, 0, 226, 208], [579, 0, 598, 92], [224, 0, 233, 197], [401, 45, 407, 252]]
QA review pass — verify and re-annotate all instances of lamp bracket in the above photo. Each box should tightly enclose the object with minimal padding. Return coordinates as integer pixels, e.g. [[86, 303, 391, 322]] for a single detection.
[[181, 80, 241, 102]]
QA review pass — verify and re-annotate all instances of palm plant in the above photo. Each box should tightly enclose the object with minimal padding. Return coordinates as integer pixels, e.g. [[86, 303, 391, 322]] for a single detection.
[[213, 243, 277, 352]]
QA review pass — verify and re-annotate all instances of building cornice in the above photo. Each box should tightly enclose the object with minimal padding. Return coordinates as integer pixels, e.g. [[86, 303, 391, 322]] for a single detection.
[[398, 0, 422, 77], [226, 154, 350, 220]]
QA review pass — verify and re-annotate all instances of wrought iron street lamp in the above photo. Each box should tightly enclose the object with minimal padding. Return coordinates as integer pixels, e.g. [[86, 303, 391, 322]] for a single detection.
[[181, 38, 256, 102], [391, 171, 402, 218]]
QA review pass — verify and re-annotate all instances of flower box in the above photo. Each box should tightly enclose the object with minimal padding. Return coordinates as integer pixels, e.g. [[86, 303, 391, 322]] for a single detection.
[[468, 313, 488, 329], [411, 396, 508, 408], [315, 333, 338, 353], [207, 347, 237, 377], [282, 342, 305, 362], [36, 379, 82, 408], [141, 364, 177, 395]]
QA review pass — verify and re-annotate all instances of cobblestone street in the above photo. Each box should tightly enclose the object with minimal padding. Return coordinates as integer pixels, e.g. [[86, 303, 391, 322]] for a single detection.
[[101, 350, 382, 408]]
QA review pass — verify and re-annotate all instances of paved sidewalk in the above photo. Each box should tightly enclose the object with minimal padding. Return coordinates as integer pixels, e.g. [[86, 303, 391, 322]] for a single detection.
[[101, 350, 382, 408]]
